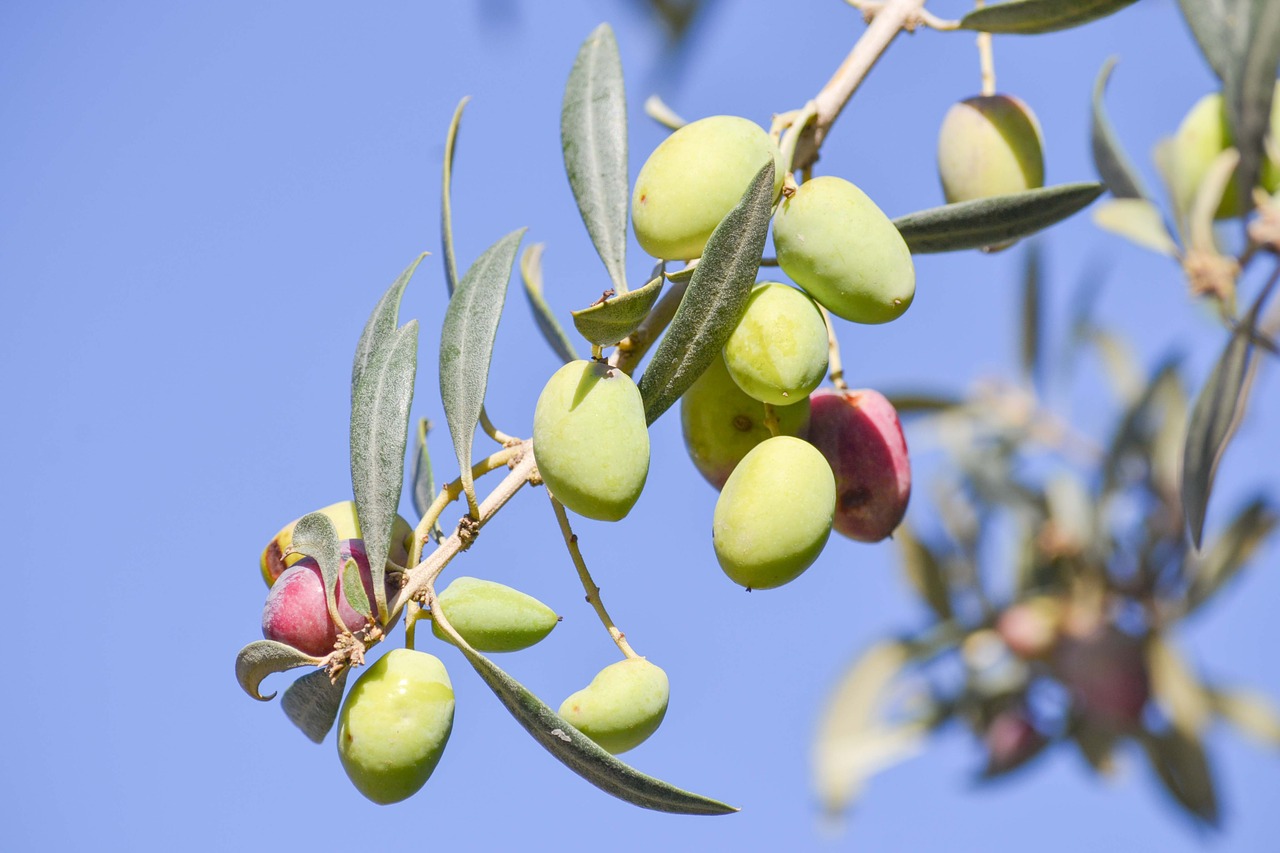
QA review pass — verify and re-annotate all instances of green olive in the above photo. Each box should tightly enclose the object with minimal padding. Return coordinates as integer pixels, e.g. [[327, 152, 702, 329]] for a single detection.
[[559, 658, 669, 754], [722, 282, 829, 406], [430, 576, 559, 652]]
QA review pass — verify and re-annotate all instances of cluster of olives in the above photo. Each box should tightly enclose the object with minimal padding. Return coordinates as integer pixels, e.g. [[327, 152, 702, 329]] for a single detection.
[[533, 115, 914, 592], [257, 501, 669, 803]]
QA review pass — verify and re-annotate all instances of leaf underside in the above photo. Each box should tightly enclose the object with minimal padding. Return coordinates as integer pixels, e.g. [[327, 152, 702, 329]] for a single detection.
[[892, 183, 1104, 254], [960, 0, 1140, 34]]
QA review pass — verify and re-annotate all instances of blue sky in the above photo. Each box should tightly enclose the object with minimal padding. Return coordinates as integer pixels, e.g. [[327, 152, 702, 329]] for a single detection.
[[3, 1, 1278, 850]]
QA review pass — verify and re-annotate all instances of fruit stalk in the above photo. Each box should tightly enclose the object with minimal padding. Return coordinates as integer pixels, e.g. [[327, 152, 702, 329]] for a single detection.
[[795, 0, 930, 171], [549, 494, 641, 660], [820, 306, 849, 391]]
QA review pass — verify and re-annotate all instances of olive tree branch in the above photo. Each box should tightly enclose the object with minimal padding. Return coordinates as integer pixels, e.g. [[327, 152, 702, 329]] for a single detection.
[[548, 493, 641, 660], [411, 443, 526, 564]]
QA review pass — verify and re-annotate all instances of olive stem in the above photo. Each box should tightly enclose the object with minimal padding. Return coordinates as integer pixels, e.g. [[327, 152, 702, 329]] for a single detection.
[[821, 305, 849, 391], [762, 403, 782, 437], [794, 0, 929, 171], [977, 34, 996, 96], [411, 443, 526, 566], [548, 493, 641, 660], [610, 279, 689, 375], [405, 601, 422, 650]]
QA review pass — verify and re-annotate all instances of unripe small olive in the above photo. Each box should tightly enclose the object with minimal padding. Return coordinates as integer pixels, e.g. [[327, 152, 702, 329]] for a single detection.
[[713, 435, 835, 589], [632, 115, 785, 261], [533, 359, 650, 522], [559, 658, 669, 755], [430, 576, 559, 652], [337, 649, 455, 804], [722, 282, 829, 406], [937, 94, 1045, 204], [773, 176, 915, 325]]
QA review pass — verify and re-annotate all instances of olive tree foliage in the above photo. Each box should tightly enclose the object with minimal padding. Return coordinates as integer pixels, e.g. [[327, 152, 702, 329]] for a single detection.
[[235, 0, 1280, 827]]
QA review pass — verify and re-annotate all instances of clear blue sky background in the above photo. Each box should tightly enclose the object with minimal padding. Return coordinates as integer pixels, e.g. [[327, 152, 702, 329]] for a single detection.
[[3, 1, 1278, 850]]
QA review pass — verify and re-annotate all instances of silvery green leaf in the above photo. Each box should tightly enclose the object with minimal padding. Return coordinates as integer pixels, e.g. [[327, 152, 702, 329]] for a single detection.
[[1091, 57, 1150, 200], [960, 0, 1140, 34], [341, 557, 372, 621], [520, 243, 579, 364], [436, 617, 737, 814], [235, 640, 324, 702], [351, 254, 425, 401], [638, 162, 773, 424], [562, 23, 629, 295], [351, 320, 419, 619], [442, 97, 469, 294], [439, 229, 526, 512], [281, 668, 349, 744], [893, 183, 1104, 253]]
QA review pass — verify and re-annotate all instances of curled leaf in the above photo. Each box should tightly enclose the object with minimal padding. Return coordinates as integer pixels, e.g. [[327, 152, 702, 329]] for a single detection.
[[960, 0, 1140, 34], [235, 640, 324, 702], [282, 668, 349, 744], [638, 162, 774, 424], [571, 273, 664, 346], [892, 183, 1104, 254]]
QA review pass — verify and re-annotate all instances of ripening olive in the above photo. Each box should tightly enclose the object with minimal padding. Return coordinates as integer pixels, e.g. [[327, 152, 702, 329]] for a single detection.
[[937, 94, 1044, 204], [722, 282, 829, 406], [632, 115, 785, 261], [559, 658, 669, 755], [773, 176, 915, 324], [713, 435, 835, 589], [533, 359, 650, 521], [337, 649, 455, 804], [681, 353, 810, 490]]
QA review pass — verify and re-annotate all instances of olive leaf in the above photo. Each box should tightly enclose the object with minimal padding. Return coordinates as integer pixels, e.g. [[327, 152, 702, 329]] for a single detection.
[[341, 557, 372, 621], [959, 0, 1140, 34], [351, 311, 418, 621], [289, 512, 346, 629], [281, 668, 350, 744], [441, 97, 469, 295], [571, 273, 663, 346], [351, 254, 426, 402], [1182, 328, 1255, 549], [1072, 724, 1119, 776], [520, 243, 579, 364], [896, 526, 951, 621], [434, 615, 737, 815], [235, 640, 324, 702], [1148, 636, 1214, 735], [1209, 688, 1280, 746], [813, 641, 923, 815], [411, 418, 441, 538], [1091, 57, 1151, 200], [1139, 727, 1220, 826], [439, 228, 526, 514], [892, 183, 1104, 254], [1102, 357, 1182, 494], [562, 23, 629, 295], [1184, 497, 1277, 615], [1092, 199, 1179, 256], [638, 162, 773, 424], [882, 392, 963, 415], [1020, 242, 1042, 388]]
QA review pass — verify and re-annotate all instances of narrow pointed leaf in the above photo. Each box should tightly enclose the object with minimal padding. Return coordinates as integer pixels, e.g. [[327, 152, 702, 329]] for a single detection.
[[520, 243, 579, 364], [571, 273, 664, 346], [1149, 636, 1214, 735], [235, 640, 323, 702], [281, 668, 349, 744], [1020, 242, 1042, 387], [893, 183, 1104, 254], [341, 557, 372, 621], [351, 320, 419, 619], [1140, 727, 1220, 826], [1091, 57, 1150, 200], [1073, 724, 1118, 776], [896, 526, 952, 620], [411, 419, 436, 521], [1092, 199, 1179, 256], [883, 392, 963, 414], [1177, 0, 1244, 81], [1185, 497, 1277, 614], [290, 512, 345, 629], [813, 641, 919, 814], [562, 23, 629, 295], [351, 255, 425, 401], [638, 162, 773, 424], [960, 0, 1139, 34], [440, 229, 525, 513], [442, 97, 469, 295], [1226, 1, 1280, 213], [435, 616, 736, 814], [1210, 688, 1280, 746], [1182, 329, 1255, 548]]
